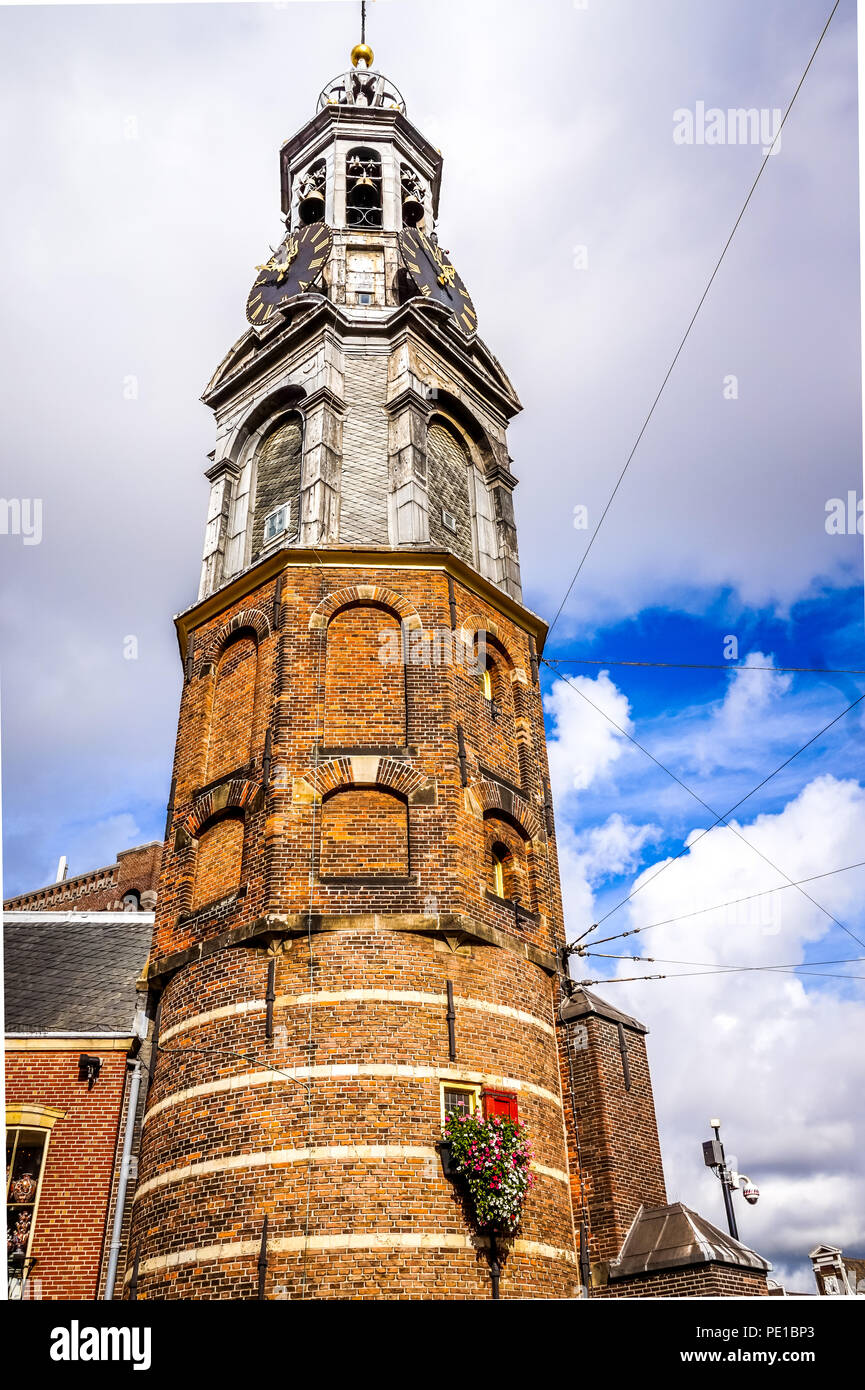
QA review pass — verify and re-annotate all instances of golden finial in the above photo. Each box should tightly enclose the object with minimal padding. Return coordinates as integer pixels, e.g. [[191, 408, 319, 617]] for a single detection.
[[351, 2, 373, 68], [351, 42, 374, 68]]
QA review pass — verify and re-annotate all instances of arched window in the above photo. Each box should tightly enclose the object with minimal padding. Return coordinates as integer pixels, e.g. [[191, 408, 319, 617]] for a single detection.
[[346, 147, 382, 228], [399, 164, 425, 226], [491, 842, 509, 899], [484, 816, 532, 910], [476, 647, 521, 787], [206, 633, 258, 783], [193, 815, 244, 910], [121, 890, 140, 911], [297, 158, 326, 224], [324, 605, 406, 748], [427, 420, 473, 567], [320, 788, 409, 878], [251, 415, 303, 561], [6, 1118, 56, 1297]]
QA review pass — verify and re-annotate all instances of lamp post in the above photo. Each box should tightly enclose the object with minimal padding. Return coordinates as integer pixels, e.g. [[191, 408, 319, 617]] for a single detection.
[[702, 1117, 740, 1241]]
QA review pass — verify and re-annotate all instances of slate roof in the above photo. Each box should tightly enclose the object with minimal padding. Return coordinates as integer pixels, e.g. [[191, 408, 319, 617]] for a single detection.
[[3, 913, 152, 1034], [560, 985, 649, 1035], [609, 1202, 771, 1279]]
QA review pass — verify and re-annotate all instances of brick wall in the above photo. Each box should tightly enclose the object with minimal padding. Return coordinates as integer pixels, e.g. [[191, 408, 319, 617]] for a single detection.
[[320, 787, 409, 876], [558, 1009, 667, 1266], [5, 1047, 130, 1300], [193, 815, 245, 910], [4, 842, 161, 913], [128, 557, 581, 1298], [206, 635, 257, 783], [592, 1265, 769, 1298], [323, 605, 406, 746]]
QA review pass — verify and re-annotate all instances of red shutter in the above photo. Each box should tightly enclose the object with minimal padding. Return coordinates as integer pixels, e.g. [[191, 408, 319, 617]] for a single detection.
[[482, 1089, 519, 1121]]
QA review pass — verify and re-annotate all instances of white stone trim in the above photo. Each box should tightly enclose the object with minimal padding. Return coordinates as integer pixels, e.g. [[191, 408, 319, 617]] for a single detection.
[[124, 1232, 577, 1280], [145, 1064, 564, 1124], [133, 1143, 569, 1204], [158, 988, 555, 1044]]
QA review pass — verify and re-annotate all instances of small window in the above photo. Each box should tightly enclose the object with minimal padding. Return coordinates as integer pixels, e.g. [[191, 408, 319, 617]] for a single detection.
[[6, 1127, 49, 1294], [121, 890, 140, 911], [263, 503, 291, 544], [482, 666, 493, 701], [441, 508, 457, 534], [491, 843, 509, 899], [441, 1083, 480, 1124], [483, 1089, 519, 1122]]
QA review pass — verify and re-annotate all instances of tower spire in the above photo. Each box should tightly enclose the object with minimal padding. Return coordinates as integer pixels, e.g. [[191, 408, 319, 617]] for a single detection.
[[351, 0, 373, 70]]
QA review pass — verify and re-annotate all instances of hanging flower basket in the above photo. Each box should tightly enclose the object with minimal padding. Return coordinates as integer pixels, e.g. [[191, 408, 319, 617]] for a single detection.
[[442, 1111, 534, 1234]]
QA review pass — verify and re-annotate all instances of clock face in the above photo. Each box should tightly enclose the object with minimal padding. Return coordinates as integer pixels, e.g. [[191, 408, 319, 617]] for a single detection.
[[246, 224, 332, 326], [399, 227, 477, 337]]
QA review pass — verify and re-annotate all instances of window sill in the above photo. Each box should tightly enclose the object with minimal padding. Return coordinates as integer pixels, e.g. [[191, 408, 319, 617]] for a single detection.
[[318, 874, 419, 887], [483, 889, 539, 923], [178, 884, 246, 924]]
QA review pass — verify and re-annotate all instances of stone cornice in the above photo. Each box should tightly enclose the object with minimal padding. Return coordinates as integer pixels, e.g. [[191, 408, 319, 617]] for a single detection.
[[144, 911, 558, 990], [174, 546, 548, 658]]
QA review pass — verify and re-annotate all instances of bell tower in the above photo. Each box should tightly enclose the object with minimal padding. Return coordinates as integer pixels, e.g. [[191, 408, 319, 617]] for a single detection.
[[128, 33, 581, 1300]]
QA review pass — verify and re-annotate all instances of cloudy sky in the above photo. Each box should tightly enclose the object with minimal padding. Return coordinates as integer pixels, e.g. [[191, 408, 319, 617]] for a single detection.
[[1, 0, 863, 1291]]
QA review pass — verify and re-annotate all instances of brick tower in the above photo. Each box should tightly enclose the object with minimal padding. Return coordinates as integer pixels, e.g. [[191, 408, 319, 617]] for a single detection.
[[127, 40, 584, 1300]]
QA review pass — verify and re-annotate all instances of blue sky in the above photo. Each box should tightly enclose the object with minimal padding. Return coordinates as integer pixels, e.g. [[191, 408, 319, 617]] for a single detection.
[[0, 0, 863, 1290]]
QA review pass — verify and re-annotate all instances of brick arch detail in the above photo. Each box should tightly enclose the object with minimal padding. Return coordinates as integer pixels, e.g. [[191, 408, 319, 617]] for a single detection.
[[297, 757, 432, 804], [202, 609, 272, 665], [183, 779, 262, 839], [468, 779, 542, 841], [459, 615, 516, 666], [308, 586, 422, 633]]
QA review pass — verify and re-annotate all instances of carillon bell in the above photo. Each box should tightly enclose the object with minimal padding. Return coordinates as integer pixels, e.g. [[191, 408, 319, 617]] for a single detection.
[[401, 189, 424, 225], [299, 185, 325, 224], [351, 174, 378, 208]]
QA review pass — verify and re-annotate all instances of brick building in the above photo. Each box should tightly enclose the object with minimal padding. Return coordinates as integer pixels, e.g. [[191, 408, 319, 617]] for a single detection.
[[4, 846, 160, 1299], [5, 40, 771, 1301]]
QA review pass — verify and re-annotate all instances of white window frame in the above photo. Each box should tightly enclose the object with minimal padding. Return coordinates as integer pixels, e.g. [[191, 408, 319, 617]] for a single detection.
[[263, 501, 292, 545]]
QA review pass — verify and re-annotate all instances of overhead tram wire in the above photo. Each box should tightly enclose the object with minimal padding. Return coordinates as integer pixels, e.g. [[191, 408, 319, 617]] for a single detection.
[[583, 953, 865, 971], [576, 965, 865, 986], [543, 660, 865, 950], [545, 0, 842, 642], [581, 859, 865, 948], [544, 657, 865, 677]]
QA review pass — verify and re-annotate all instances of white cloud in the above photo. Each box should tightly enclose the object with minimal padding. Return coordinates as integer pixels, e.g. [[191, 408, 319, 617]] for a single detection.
[[586, 775, 865, 1282], [545, 672, 634, 798]]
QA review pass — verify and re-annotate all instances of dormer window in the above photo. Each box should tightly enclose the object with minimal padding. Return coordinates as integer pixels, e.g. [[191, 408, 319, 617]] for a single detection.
[[263, 503, 292, 544]]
